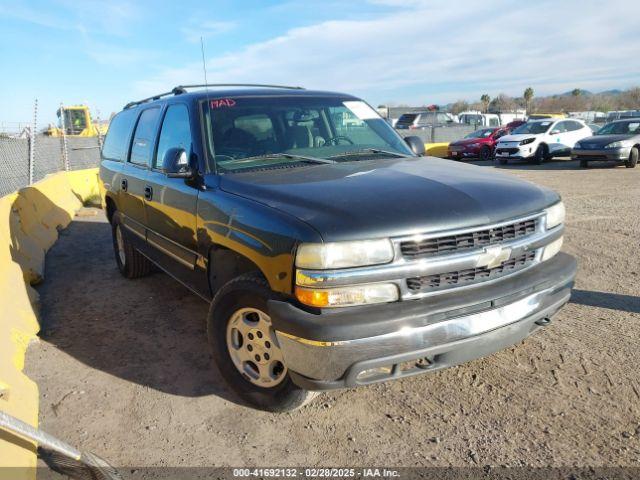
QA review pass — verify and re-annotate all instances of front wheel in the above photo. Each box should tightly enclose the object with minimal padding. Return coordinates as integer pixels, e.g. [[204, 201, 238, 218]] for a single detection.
[[626, 147, 638, 168], [534, 144, 548, 165], [479, 145, 491, 161], [207, 274, 318, 412]]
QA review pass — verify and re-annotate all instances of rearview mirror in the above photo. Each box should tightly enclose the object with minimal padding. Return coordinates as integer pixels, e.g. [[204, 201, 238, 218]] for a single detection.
[[162, 147, 193, 178], [404, 136, 426, 156], [550, 130, 560, 135]]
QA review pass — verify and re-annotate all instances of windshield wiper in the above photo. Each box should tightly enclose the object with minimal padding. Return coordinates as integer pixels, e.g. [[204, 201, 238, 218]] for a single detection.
[[240, 153, 336, 164], [328, 148, 406, 159]]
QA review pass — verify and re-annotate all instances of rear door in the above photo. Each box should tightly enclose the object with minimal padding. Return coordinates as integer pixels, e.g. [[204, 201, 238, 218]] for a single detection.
[[121, 107, 161, 244], [100, 108, 138, 214], [567, 120, 591, 145], [143, 103, 200, 284]]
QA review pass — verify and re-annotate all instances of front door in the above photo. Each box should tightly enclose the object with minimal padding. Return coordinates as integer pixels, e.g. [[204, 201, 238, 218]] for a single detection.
[[143, 103, 200, 287], [548, 120, 571, 155]]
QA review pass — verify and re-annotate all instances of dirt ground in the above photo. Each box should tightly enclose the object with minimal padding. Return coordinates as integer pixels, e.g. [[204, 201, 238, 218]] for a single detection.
[[25, 158, 640, 472]]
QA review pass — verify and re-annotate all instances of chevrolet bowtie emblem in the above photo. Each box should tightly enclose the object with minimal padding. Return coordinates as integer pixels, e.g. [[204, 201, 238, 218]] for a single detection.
[[477, 246, 512, 269]]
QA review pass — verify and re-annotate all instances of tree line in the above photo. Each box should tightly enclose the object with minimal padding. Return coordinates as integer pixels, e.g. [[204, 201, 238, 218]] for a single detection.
[[445, 86, 640, 115]]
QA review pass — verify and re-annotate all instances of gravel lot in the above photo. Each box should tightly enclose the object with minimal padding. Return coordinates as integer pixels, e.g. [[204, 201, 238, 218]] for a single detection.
[[25, 158, 640, 473]]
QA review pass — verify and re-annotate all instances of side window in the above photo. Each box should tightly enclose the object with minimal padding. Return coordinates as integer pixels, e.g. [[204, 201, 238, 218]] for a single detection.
[[130, 108, 161, 166], [552, 121, 568, 134], [102, 109, 137, 162], [155, 105, 192, 169], [569, 121, 584, 131]]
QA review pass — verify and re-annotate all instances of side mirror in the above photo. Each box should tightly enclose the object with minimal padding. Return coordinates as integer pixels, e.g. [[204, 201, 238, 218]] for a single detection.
[[404, 136, 426, 156], [162, 147, 193, 178], [550, 130, 560, 135]]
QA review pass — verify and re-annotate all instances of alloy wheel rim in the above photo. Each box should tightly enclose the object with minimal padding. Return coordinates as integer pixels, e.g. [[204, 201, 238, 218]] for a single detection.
[[115, 225, 126, 265], [226, 307, 287, 388]]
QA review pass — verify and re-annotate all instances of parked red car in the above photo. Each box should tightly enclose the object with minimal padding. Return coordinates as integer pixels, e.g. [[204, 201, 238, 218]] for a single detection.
[[447, 126, 510, 161]]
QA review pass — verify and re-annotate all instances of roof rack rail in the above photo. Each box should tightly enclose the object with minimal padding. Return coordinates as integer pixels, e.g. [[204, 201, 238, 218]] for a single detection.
[[123, 87, 186, 109], [123, 83, 304, 109], [175, 83, 305, 91]]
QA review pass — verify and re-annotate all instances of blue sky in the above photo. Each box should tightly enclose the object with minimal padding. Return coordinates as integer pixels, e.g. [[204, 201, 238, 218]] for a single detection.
[[1, 0, 639, 124]]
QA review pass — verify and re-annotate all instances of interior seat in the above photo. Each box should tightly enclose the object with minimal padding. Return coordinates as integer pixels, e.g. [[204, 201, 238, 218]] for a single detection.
[[288, 125, 313, 148]]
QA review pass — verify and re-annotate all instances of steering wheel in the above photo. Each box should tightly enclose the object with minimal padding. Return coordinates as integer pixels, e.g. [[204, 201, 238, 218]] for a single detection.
[[326, 136, 354, 146]]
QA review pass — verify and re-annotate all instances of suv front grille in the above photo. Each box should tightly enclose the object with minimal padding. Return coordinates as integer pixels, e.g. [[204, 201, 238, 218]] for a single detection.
[[406, 251, 536, 293], [400, 218, 537, 259], [496, 147, 520, 154]]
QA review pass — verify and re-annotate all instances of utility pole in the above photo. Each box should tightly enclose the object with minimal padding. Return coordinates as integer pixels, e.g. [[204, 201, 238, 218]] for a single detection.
[[28, 99, 38, 185], [59, 103, 70, 171]]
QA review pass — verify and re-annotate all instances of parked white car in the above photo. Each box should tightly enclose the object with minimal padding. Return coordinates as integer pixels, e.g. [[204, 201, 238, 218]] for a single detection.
[[495, 118, 592, 164]]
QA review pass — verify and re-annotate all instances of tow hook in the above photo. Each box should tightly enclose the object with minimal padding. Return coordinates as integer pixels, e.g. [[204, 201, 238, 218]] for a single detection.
[[535, 317, 552, 326]]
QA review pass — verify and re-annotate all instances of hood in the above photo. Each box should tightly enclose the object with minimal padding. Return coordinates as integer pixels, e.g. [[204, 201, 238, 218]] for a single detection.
[[450, 137, 490, 146], [498, 134, 539, 143], [217, 158, 559, 242], [577, 134, 635, 147]]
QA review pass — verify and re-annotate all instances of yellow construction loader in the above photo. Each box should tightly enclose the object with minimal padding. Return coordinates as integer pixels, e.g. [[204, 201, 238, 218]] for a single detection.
[[45, 105, 109, 137]]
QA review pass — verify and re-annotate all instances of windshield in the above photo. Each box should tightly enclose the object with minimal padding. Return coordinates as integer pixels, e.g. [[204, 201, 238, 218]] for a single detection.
[[203, 96, 414, 172], [465, 128, 494, 139], [512, 121, 552, 135], [596, 121, 640, 135]]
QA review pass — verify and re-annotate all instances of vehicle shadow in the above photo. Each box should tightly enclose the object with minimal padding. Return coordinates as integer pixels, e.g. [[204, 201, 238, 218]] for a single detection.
[[570, 289, 640, 314], [35, 214, 246, 405], [475, 157, 625, 171]]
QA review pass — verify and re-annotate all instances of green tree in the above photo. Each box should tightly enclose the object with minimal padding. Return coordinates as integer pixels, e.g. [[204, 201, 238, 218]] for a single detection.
[[572, 88, 582, 97], [480, 94, 491, 113], [523, 87, 534, 113]]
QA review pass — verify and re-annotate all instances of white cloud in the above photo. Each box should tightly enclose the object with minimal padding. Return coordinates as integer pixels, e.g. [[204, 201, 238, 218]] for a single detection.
[[182, 20, 237, 44], [136, 0, 640, 104]]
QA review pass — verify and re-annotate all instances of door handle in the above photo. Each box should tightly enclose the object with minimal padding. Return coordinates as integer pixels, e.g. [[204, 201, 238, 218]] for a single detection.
[[121, 178, 128, 192], [144, 185, 153, 200]]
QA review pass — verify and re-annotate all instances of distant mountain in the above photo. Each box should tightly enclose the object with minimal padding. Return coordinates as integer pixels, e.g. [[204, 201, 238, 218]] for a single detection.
[[558, 89, 593, 97], [598, 89, 623, 95]]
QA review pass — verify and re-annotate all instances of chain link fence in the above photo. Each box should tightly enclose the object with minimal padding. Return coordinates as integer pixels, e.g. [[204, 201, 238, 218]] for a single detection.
[[0, 133, 102, 197]]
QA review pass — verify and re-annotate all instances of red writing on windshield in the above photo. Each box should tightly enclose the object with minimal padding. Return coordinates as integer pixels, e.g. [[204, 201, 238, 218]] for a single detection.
[[210, 98, 236, 108]]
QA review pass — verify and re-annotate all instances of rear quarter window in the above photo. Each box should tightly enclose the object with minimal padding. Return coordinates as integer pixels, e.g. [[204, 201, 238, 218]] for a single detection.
[[101, 109, 138, 162]]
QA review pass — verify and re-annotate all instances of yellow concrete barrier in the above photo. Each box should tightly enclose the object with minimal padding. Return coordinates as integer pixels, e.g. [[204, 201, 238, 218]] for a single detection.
[[0, 168, 99, 479], [425, 142, 450, 158]]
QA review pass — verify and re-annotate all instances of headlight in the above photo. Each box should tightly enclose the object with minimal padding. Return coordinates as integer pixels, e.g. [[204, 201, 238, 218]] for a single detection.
[[604, 141, 630, 149], [296, 239, 394, 269], [545, 201, 565, 229], [541, 236, 563, 262], [295, 283, 399, 308], [574, 142, 582, 149], [519, 138, 536, 145], [468, 143, 481, 148]]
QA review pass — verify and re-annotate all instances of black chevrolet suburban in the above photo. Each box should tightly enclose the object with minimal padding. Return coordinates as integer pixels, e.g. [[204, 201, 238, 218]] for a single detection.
[[99, 84, 577, 411]]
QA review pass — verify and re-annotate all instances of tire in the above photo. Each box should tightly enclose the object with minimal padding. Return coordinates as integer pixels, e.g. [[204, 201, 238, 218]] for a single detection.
[[479, 146, 491, 161], [626, 147, 638, 168], [111, 212, 152, 279], [534, 144, 547, 165], [207, 273, 318, 412], [579, 158, 589, 168]]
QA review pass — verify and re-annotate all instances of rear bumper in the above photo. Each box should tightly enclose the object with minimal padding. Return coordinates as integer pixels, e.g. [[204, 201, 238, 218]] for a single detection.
[[269, 253, 577, 390]]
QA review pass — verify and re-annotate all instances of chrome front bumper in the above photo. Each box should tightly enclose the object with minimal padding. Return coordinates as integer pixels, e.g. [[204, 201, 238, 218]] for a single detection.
[[272, 253, 576, 390], [277, 285, 570, 389]]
